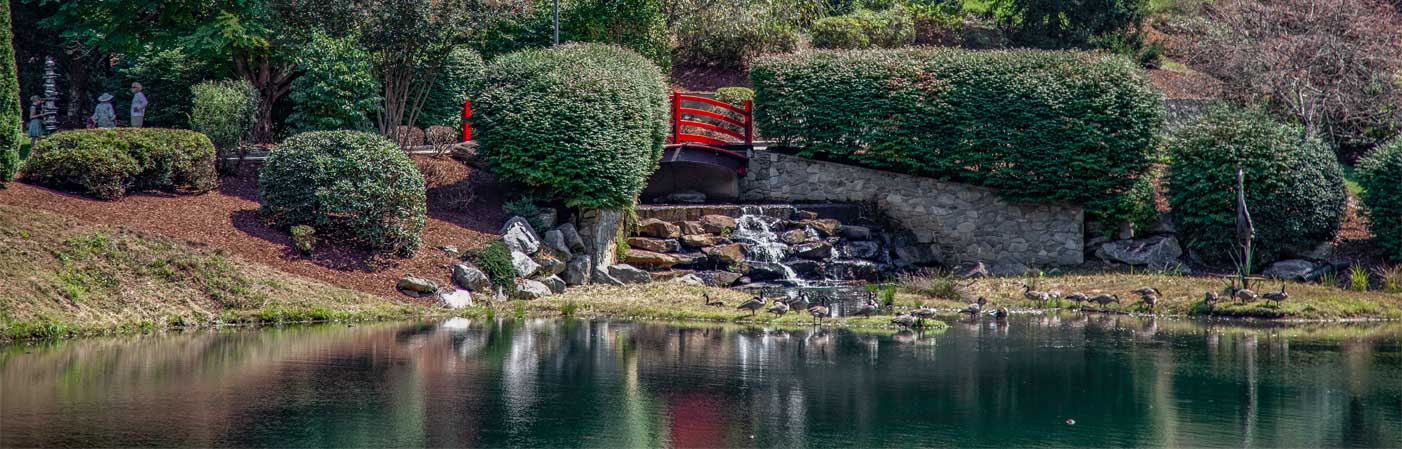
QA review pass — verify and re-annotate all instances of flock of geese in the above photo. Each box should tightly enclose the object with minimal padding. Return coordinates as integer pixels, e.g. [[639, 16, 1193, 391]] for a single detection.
[[702, 278, 1294, 329]]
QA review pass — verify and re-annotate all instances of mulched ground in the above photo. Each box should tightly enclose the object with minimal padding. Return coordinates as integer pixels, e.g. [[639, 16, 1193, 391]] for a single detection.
[[0, 156, 507, 299]]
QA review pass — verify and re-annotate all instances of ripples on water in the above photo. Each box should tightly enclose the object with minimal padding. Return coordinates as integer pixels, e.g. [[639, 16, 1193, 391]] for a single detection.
[[2, 316, 1400, 448]]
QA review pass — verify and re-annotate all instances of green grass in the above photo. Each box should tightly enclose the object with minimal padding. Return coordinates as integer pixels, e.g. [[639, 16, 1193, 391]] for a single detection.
[[1342, 163, 1365, 196]]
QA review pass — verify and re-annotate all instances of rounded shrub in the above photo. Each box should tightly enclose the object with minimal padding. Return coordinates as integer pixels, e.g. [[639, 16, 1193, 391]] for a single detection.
[[258, 131, 427, 256], [810, 7, 914, 50], [23, 129, 218, 199], [416, 46, 485, 129], [751, 48, 1163, 219], [190, 80, 259, 165], [287, 33, 381, 132], [715, 87, 755, 107], [1165, 106, 1346, 266], [475, 43, 668, 209], [1358, 139, 1402, 261]]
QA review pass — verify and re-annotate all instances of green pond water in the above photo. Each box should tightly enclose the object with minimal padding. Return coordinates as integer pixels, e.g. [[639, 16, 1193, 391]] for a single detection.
[[2, 315, 1400, 448]]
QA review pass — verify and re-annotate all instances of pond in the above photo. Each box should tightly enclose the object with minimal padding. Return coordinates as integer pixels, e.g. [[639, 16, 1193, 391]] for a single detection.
[[3, 316, 1400, 448]]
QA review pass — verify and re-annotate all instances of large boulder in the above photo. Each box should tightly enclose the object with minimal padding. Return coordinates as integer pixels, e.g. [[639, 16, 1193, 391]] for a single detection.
[[1264, 259, 1317, 281], [608, 264, 653, 284], [592, 267, 625, 286], [437, 289, 473, 308], [700, 215, 738, 234], [564, 255, 592, 286], [627, 237, 680, 253], [780, 229, 809, 245], [396, 274, 440, 298], [451, 263, 492, 291], [791, 242, 834, 260], [800, 219, 840, 237], [535, 252, 567, 277], [827, 260, 880, 282], [840, 225, 872, 240], [703, 243, 746, 264], [637, 218, 681, 238], [680, 221, 706, 235], [695, 270, 743, 287], [786, 259, 823, 278], [539, 275, 567, 294], [741, 262, 788, 281], [624, 249, 681, 269], [578, 208, 623, 271], [681, 234, 726, 248], [516, 279, 553, 299], [542, 229, 572, 259], [558, 223, 587, 252], [1095, 235, 1183, 269], [501, 216, 541, 255], [843, 241, 881, 259], [511, 250, 541, 278]]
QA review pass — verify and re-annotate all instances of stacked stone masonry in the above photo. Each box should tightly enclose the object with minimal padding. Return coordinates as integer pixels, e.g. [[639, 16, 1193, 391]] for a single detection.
[[739, 151, 1084, 267]]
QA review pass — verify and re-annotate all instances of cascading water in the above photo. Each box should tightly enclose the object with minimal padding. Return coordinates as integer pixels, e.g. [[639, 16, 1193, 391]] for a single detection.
[[732, 206, 807, 286]]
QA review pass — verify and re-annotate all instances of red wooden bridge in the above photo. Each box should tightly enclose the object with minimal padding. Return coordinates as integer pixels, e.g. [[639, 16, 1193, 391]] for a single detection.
[[664, 92, 753, 176]]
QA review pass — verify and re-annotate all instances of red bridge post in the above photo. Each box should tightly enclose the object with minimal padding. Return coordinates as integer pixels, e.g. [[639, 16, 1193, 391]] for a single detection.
[[461, 99, 473, 142]]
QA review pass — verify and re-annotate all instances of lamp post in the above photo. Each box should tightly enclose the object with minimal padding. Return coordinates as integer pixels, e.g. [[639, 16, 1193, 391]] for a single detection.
[[552, 0, 560, 45]]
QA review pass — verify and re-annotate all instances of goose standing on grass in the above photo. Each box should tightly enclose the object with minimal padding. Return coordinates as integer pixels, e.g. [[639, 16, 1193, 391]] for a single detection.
[[703, 292, 725, 307], [890, 313, 916, 329], [767, 300, 790, 317], [1232, 287, 1258, 302], [1023, 284, 1051, 304], [807, 298, 831, 325], [1263, 284, 1288, 306], [737, 295, 766, 316], [958, 297, 987, 316], [912, 306, 938, 327], [1088, 294, 1120, 310], [1202, 291, 1220, 314], [1065, 292, 1088, 306], [1132, 287, 1162, 297], [1138, 292, 1157, 311], [853, 296, 879, 317]]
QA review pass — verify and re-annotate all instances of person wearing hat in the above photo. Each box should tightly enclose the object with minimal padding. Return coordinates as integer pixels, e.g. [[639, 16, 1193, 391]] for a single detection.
[[92, 93, 116, 128], [27, 95, 51, 145], [129, 82, 148, 127]]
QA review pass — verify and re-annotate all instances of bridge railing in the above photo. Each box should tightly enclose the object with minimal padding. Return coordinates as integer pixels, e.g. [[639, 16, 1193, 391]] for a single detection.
[[670, 92, 753, 146]]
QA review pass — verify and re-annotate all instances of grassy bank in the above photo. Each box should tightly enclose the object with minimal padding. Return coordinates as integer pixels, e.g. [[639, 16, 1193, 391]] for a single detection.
[[0, 205, 433, 340], [896, 271, 1402, 320]]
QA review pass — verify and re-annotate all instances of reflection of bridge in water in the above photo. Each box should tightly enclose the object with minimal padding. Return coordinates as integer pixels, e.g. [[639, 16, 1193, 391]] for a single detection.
[[646, 92, 755, 202]]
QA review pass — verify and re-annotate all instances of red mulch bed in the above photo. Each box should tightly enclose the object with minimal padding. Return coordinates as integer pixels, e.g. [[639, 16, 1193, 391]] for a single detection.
[[0, 155, 507, 299]]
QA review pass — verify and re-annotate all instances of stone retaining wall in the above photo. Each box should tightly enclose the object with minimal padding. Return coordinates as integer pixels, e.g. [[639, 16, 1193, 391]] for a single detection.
[[739, 151, 1083, 267]]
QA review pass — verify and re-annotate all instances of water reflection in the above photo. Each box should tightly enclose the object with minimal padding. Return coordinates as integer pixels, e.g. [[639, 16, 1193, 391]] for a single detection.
[[3, 317, 1400, 448]]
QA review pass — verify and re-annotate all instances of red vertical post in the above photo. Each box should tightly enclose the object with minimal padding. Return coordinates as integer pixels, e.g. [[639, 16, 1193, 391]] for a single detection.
[[670, 92, 681, 144], [461, 99, 473, 142], [743, 100, 753, 145]]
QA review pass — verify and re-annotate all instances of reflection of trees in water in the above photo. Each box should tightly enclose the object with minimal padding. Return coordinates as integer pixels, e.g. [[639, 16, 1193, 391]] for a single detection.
[[3, 318, 1401, 447]]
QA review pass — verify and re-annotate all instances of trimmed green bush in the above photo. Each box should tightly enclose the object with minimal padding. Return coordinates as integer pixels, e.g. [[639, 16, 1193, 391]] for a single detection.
[[0, 1, 20, 186], [287, 33, 381, 132], [476, 43, 668, 209], [810, 7, 915, 49], [1358, 139, 1402, 261], [1165, 106, 1346, 266], [190, 80, 258, 158], [751, 48, 1163, 218], [23, 129, 218, 199], [715, 87, 755, 106], [416, 46, 485, 129], [258, 131, 427, 256]]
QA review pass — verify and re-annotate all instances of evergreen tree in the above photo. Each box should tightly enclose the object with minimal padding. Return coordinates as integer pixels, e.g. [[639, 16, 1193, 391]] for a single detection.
[[0, 1, 22, 186]]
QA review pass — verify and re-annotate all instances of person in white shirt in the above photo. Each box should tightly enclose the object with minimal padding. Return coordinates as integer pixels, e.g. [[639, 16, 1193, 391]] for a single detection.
[[129, 82, 148, 128]]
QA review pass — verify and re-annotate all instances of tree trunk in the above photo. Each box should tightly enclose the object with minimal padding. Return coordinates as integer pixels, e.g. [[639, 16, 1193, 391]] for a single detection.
[[235, 55, 294, 144]]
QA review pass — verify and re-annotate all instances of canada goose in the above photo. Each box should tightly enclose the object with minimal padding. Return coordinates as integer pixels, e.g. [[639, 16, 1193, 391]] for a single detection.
[[1132, 287, 1162, 297], [1065, 292, 1088, 304], [852, 297, 879, 317], [958, 297, 987, 316], [789, 291, 812, 310], [1262, 284, 1288, 305], [988, 307, 1009, 319], [1233, 287, 1258, 302], [767, 300, 790, 317], [703, 292, 724, 307], [890, 313, 916, 329], [1088, 294, 1120, 309], [1139, 293, 1157, 310], [736, 296, 766, 316], [808, 304, 830, 325], [1023, 284, 1051, 303], [1202, 291, 1220, 314]]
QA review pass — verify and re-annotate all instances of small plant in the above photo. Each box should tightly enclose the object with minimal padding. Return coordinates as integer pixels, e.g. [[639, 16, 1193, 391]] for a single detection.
[[896, 269, 965, 300], [503, 197, 545, 231], [560, 301, 580, 317], [1348, 265, 1371, 292], [715, 87, 754, 106], [1319, 270, 1340, 289], [1375, 265, 1402, 293], [425, 125, 458, 157], [468, 240, 517, 289], [290, 225, 316, 255], [514, 301, 526, 319]]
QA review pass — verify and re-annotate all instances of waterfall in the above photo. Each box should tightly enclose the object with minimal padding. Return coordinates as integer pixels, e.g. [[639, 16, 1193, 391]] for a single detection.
[[732, 206, 807, 286]]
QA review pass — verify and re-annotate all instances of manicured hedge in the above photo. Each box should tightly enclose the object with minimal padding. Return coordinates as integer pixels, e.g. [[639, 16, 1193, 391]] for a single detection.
[[750, 48, 1163, 218], [1358, 139, 1402, 261], [1165, 106, 1346, 266], [0, 1, 20, 186], [23, 129, 218, 199], [259, 131, 426, 256], [475, 43, 667, 209]]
